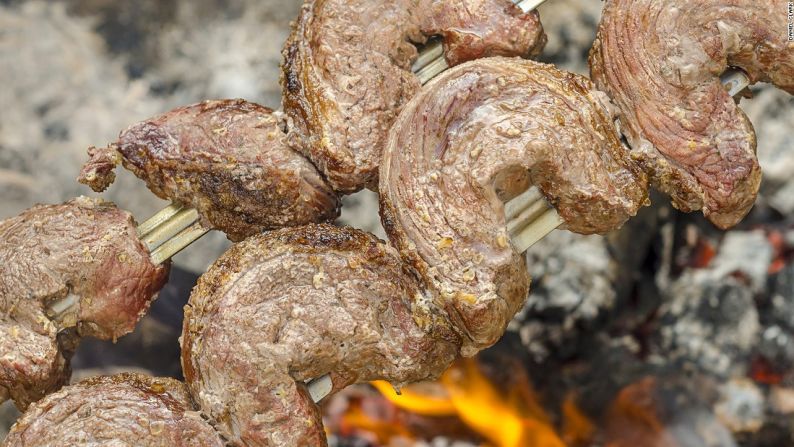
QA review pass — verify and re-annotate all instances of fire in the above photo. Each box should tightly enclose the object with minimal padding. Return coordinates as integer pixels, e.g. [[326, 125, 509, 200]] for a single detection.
[[371, 380, 456, 417], [373, 358, 568, 447], [339, 400, 414, 445]]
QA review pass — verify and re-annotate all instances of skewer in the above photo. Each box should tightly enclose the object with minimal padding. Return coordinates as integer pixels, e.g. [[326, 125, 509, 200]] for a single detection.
[[140, 207, 202, 253], [149, 222, 210, 266], [46, 293, 80, 328], [136, 203, 183, 238]]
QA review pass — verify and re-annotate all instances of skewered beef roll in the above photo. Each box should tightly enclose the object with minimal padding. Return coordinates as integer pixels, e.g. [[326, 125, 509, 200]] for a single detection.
[[589, 0, 794, 229], [181, 224, 460, 446], [2, 374, 224, 446], [78, 99, 340, 242], [282, 0, 547, 193], [379, 57, 648, 356], [0, 197, 169, 410]]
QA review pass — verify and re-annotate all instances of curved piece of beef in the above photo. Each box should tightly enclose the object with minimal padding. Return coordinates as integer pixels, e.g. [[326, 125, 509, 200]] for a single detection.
[[182, 224, 460, 446], [78, 99, 340, 242], [282, 0, 546, 193], [379, 57, 648, 356], [589, 0, 794, 229], [0, 197, 169, 409], [2, 373, 224, 446]]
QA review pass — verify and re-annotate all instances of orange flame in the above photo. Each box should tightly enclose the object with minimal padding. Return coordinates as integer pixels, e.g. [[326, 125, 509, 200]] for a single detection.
[[371, 380, 457, 417], [339, 400, 414, 445], [375, 358, 569, 447]]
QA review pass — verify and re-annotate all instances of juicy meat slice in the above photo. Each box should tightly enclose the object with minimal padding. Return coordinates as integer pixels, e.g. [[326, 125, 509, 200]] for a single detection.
[[78, 99, 340, 242], [2, 373, 224, 446], [282, 0, 546, 193], [379, 57, 648, 356], [589, 0, 794, 229], [181, 224, 460, 446], [0, 197, 169, 409]]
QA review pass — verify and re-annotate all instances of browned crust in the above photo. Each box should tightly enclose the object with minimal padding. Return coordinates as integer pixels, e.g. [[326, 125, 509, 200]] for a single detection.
[[281, 0, 547, 194], [4, 373, 224, 446], [379, 57, 648, 355], [0, 197, 169, 410], [182, 224, 460, 446], [79, 99, 340, 241]]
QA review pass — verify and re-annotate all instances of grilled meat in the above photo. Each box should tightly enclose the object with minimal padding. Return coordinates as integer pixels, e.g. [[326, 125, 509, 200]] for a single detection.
[[2, 374, 224, 446], [0, 197, 169, 409], [78, 99, 340, 242], [282, 0, 546, 193], [590, 0, 794, 228], [181, 224, 460, 446], [379, 57, 648, 356]]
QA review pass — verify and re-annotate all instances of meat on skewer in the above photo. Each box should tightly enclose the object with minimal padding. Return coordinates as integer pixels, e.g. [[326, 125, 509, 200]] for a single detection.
[[379, 57, 649, 356], [589, 0, 794, 229], [2, 373, 224, 447], [0, 197, 169, 410], [282, 0, 547, 193], [181, 224, 460, 446], [76, 0, 549, 261], [78, 99, 340, 242]]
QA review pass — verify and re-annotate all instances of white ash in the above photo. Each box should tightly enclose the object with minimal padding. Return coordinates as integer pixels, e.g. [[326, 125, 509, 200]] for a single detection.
[[148, 1, 302, 108], [714, 378, 765, 434], [665, 408, 738, 447], [0, 1, 166, 216], [535, 0, 602, 75], [709, 231, 773, 292], [657, 272, 760, 378], [514, 230, 617, 361], [745, 86, 794, 215]]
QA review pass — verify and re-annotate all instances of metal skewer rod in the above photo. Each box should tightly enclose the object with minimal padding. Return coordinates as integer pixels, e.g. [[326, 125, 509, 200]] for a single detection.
[[140, 207, 201, 253], [137, 203, 184, 238], [149, 222, 210, 266]]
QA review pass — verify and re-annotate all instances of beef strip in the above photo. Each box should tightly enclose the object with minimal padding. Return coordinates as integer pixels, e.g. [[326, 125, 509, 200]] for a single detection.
[[78, 99, 340, 242], [589, 0, 794, 229], [0, 197, 169, 410], [181, 224, 460, 446], [2, 373, 224, 446], [281, 0, 546, 193], [379, 57, 648, 356]]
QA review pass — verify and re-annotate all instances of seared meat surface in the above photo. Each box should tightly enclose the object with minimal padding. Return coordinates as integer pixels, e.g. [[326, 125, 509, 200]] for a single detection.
[[2, 374, 224, 446], [0, 197, 169, 409], [590, 0, 794, 228], [380, 58, 648, 356], [79, 99, 340, 242], [282, 0, 546, 193], [182, 224, 460, 446]]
